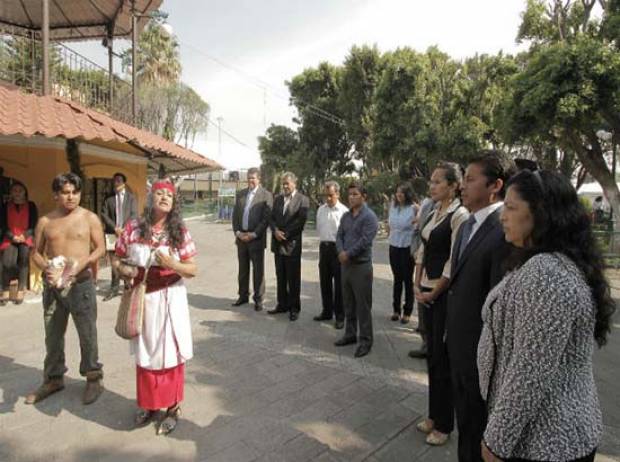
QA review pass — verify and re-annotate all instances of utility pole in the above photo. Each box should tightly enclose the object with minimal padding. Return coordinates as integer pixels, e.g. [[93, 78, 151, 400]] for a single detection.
[[217, 116, 224, 212], [41, 0, 50, 95], [131, 0, 138, 123]]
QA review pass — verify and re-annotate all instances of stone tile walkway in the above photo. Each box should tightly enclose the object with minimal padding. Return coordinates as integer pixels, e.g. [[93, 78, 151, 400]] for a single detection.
[[0, 222, 618, 461]]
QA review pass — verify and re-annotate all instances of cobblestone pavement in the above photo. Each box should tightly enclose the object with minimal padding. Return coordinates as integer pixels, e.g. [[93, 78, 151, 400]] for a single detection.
[[0, 222, 618, 462]]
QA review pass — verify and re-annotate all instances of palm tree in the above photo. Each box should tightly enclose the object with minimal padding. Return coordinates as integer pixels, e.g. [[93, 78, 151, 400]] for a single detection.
[[123, 21, 181, 85]]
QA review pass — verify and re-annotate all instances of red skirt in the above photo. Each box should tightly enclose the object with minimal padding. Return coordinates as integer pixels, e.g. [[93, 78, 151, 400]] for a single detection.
[[136, 363, 185, 410]]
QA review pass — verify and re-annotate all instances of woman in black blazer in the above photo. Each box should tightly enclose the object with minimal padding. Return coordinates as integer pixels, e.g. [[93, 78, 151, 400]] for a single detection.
[[414, 162, 468, 446]]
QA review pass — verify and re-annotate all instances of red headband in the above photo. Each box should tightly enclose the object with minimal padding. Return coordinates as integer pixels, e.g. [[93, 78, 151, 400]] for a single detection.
[[152, 181, 176, 195]]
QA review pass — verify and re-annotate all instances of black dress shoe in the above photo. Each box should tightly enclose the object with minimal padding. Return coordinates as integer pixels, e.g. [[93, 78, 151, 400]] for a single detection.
[[408, 347, 428, 359], [313, 314, 333, 321], [354, 344, 371, 358], [103, 291, 119, 302], [231, 298, 249, 307], [254, 303, 263, 312], [267, 307, 288, 315], [334, 336, 357, 347], [289, 312, 299, 321], [334, 320, 345, 330]]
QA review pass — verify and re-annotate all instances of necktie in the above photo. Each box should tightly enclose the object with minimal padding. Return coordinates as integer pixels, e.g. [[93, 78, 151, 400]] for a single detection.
[[242, 190, 254, 230], [457, 214, 477, 261]]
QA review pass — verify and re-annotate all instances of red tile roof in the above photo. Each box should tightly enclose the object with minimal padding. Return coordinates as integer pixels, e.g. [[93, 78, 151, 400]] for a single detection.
[[0, 85, 222, 172]]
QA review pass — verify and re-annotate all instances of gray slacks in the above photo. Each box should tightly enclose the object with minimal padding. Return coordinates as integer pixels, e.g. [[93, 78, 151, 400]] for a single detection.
[[236, 241, 265, 303], [342, 262, 373, 346], [42, 279, 103, 380]]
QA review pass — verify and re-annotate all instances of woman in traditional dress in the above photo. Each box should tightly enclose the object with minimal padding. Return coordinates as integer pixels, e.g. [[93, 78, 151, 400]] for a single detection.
[[114, 179, 197, 435], [0, 181, 38, 305]]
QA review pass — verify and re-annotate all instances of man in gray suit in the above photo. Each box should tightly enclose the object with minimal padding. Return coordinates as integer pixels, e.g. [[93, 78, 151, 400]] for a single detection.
[[232, 168, 273, 311], [101, 172, 137, 301]]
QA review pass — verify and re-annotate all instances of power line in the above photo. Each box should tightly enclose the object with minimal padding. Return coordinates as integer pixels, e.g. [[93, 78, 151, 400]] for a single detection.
[[205, 117, 256, 153], [179, 40, 346, 127]]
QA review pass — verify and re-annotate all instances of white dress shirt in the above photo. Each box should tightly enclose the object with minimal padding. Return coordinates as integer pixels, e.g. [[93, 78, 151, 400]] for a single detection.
[[316, 201, 348, 242], [115, 189, 126, 228], [283, 190, 296, 215], [467, 201, 503, 244], [242, 186, 258, 230]]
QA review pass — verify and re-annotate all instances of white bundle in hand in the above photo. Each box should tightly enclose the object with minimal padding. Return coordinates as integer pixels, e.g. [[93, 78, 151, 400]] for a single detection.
[[48, 256, 78, 289]]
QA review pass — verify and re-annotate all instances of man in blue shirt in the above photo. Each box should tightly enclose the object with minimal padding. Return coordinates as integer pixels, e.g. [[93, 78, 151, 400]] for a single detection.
[[335, 181, 378, 358]]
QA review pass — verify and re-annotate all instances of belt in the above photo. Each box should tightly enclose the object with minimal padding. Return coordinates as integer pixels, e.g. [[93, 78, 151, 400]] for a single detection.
[[320, 241, 336, 246], [74, 269, 93, 283]]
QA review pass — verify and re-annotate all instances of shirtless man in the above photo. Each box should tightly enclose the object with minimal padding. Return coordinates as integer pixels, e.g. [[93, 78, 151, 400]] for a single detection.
[[25, 173, 106, 405]]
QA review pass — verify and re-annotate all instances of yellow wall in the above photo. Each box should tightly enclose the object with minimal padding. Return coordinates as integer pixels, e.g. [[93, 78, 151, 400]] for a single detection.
[[0, 139, 148, 291], [81, 153, 148, 211], [0, 143, 148, 214]]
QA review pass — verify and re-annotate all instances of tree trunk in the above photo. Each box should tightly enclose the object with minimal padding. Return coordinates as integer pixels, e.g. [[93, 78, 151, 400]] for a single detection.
[[576, 143, 620, 231]]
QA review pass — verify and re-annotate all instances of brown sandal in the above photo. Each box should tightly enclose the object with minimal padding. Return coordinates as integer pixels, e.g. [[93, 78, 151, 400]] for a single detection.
[[157, 405, 181, 435]]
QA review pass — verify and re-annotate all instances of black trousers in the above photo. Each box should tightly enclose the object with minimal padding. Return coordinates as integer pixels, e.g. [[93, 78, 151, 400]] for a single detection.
[[237, 241, 265, 303], [342, 262, 373, 346], [2, 243, 30, 290], [506, 450, 596, 462], [451, 369, 487, 462], [318, 242, 343, 321], [389, 245, 413, 315], [422, 288, 454, 434], [274, 253, 301, 313], [109, 250, 120, 292]]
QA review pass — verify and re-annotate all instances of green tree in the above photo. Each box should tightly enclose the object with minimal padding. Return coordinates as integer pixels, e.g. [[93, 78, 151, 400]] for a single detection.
[[122, 21, 181, 86], [286, 62, 352, 199], [338, 45, 383, 166], [258, 124, 302, 192], [506, 36, 620, 224], [137, 83, 210, 145], [507, 0, 620, 226], [370, 47, 430, 174]]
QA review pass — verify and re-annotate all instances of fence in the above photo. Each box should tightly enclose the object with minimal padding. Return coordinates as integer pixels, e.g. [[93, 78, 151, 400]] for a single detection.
[[0, 24, 132, 123]]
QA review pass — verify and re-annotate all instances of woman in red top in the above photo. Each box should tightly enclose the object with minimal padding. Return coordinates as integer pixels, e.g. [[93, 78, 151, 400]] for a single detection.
[[0, 182, 38, 304]]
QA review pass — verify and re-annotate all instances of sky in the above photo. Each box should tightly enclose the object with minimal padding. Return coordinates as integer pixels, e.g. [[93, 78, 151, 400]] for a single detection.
[[68, 0, 529, 171]]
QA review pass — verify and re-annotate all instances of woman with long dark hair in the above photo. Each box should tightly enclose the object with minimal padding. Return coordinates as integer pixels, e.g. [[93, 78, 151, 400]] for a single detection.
[[479, 170, 615, 462], [114, 179, 197, 435], [0, 181, 38, 305], [387, 182, 417, 323], [414, 162, 468, 446]]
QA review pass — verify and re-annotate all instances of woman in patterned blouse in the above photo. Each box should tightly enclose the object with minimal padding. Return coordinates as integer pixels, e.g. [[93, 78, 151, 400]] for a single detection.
[[114, 179, 198, 436], [478, 170, 615, 462]]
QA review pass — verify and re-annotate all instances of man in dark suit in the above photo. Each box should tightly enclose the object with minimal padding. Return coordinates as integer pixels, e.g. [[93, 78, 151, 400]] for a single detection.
[[231, 167, 273, 311], [101, 172, 138, 301], [446, 151, 515, 462], [268, 172, 309, 322]]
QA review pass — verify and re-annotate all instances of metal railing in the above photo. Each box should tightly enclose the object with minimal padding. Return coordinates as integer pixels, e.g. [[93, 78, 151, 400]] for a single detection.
[[593, 229, 620, 268], [0, 24, 133, 124]]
